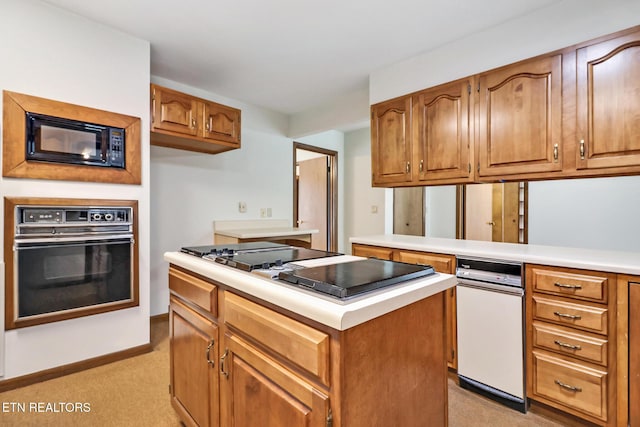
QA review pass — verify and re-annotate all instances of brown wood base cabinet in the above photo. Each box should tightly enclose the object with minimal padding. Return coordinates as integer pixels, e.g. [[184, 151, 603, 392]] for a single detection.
[[630, 279, 640, 427], [352, 243, 458, 370], [526, 264, 618, 426], [169, 263, 449, 427]]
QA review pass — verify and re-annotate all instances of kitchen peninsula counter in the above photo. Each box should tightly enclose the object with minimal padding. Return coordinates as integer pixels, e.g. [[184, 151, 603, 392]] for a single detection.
[[164, 251, 455, 330], [350, 235, 640, 275], [165, 250, 455, 427]]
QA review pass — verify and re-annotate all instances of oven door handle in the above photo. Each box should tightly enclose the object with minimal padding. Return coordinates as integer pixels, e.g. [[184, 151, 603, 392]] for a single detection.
[[14, 235, 134, 249], [456, 278, 524, 296]]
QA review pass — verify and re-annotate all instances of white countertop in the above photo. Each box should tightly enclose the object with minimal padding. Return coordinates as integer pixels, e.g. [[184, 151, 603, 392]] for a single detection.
[[164, 251, 456, 330], [215, 226, 318, 239], [350, 235, 640, 275]]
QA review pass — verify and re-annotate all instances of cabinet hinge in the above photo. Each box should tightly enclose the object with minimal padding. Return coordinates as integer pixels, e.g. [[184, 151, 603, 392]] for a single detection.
[[168, 384, 172, 395], [468, 163, 471, 173], [477, 82, 480, 93], [326, 408, 333, 427], [477, 162, 480, 173], [467, 84, 471, 95], [451, 349, 455, 360]]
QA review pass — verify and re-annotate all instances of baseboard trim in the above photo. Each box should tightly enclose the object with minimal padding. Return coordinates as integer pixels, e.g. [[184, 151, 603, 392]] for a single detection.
[[0, 342, 152, 393], [150, 312, 169, 323]]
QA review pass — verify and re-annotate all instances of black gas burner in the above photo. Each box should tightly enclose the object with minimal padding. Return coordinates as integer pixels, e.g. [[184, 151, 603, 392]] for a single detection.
[[213, 247, 340, 272], [180, 242, 287, 257]]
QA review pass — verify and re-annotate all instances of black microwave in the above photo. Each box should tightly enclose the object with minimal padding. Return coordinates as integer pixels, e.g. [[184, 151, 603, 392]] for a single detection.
[[25, 112, 125, 168]]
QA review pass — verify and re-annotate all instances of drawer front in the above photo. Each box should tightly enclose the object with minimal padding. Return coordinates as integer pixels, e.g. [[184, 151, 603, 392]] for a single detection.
[[169, 266, 217, 317], [532, 295, 607, 335], [532, 350, 607, 421], [532, 321, 608, 366], [394, 251, 455, 274], [351, 244, 394, 260], [223, 292, 330, 386], [529, 266, 608, 303]]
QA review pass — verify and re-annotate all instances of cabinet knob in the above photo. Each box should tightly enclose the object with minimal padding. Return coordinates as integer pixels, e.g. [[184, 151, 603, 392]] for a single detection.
[[579, 139, 585, 160], [405, 162, 411, 174], [419, 160, 424, 173], [205, 339, 215, 367], [191, 118, 197, 129]]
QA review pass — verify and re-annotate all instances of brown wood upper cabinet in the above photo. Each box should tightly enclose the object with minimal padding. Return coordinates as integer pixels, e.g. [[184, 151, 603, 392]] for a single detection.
[[151, 84, 241, 154], [371, 96, 413, 185], [414, 77, 474, 184], [574, 28, 640, 172], [371, 25, 640, 187], [477, 54, 562, 178]]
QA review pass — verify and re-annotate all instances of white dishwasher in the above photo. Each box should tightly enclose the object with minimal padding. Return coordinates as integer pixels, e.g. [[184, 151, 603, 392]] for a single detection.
[[456, 256, 527, 413]]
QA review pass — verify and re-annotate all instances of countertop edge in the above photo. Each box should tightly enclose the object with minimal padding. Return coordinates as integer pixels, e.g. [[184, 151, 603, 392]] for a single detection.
[[164, 251, 456, 330], [350, 235, 640, 275]]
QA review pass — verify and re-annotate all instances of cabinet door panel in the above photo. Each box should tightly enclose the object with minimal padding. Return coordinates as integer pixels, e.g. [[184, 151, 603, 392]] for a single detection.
[[170, 297, 219, 427], [371, 97, 412, 185], [152, 86, 199, 136], [577, 30, 640, 169], [478, 55, 562, 177], [222, 333, 329, 427], [351, 244, 394, 260], [203, 102, 241, 145], [415, 79, 473, 182]]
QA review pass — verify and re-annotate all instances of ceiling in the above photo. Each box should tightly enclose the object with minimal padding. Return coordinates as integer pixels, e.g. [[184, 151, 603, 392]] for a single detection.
[[42, 0, 561, 116]]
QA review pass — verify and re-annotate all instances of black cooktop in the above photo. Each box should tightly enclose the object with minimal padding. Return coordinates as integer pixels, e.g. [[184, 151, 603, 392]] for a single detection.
[[214, 247, 340, 272], [180, 242, 287, 257], [278, 258, 436, 299]]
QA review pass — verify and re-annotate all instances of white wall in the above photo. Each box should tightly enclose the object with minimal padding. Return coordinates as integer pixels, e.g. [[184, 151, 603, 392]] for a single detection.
[[369, 0, 640, 253], [0, 0, 150, 378], [344, 128, 386, 251], [529, 177, 640, 252], [150, 77, 295, 315]]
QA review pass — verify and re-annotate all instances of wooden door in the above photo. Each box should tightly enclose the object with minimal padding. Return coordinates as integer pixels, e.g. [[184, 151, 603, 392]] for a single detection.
[[576, 29, 640, 170], [151, 84, 199, 137], [371, 96, 413, 185], [298, 156, 328, 250], [393, 187, 424, 236], [170, 297, 219, 427], [221, 332, 330, 427], [202, 101, 241, 145], [630, 281, 640, 426], [414, 78, 473, 183], [465, 184, 493, 241], [478, 54, 562, 177]]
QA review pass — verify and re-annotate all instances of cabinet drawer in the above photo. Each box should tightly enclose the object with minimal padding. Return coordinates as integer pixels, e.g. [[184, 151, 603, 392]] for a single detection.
[[351, 244, 394, 260], [223, 292, 330, 385], [394, 251, 455, 273], [532, 321, 608, 366], [169, 267, 217, 317], [532, 295, 607, 335], [529, 266, 609, 303], [532, 350, 607, 421]]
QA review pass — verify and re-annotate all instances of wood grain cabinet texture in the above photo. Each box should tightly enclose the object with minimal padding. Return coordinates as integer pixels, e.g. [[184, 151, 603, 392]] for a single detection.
[[151, 84, 241, 154], [630, 280, 640, 427], [526, 264, 619, 426], [351, 243, 458, 370], [370, 25, 640, 187], [169, 263, 448, 427]]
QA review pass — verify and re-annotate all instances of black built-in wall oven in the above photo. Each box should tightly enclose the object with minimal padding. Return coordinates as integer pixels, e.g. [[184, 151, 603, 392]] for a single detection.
[[10, 204, 135, 328]]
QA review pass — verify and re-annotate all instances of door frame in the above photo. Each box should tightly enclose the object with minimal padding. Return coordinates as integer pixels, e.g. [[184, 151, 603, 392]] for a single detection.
[[293, 142, 338, 252]]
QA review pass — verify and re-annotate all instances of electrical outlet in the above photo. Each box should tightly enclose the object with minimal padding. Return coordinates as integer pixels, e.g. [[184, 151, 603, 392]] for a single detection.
[[371, 205, 378, 214], [238, 201, 247, 213], [266, 208, 272, 217]]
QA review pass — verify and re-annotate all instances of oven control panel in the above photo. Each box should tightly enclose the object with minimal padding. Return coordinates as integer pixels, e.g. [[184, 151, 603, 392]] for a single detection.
[[20, 207, 131, 224]]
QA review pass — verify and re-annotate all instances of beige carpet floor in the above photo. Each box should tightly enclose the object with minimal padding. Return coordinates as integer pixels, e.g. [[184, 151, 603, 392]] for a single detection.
[[0, 318, 569, 426]]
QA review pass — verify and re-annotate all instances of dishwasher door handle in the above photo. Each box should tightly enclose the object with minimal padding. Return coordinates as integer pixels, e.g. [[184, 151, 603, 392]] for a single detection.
[[456, 278, 524, 296]]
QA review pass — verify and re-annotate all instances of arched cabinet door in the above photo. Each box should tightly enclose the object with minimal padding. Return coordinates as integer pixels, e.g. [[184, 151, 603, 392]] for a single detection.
[[576, 29, 640, 171], [477, 54, 562, 178], [371, 96, 413, 186], [414, 77, 474, 184]]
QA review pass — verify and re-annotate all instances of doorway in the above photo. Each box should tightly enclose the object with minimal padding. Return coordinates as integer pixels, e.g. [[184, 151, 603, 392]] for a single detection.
[[464, 182, 527, 243], [293, 142, 338, 252]]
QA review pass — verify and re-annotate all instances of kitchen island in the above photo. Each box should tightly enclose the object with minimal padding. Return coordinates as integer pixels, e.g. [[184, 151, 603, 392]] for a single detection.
[[164, 251, 456, 427]]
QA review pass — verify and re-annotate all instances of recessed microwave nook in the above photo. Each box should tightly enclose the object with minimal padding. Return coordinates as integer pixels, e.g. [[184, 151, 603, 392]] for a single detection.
[[25, 112, 126, 169], [2, 90, 141, 184]]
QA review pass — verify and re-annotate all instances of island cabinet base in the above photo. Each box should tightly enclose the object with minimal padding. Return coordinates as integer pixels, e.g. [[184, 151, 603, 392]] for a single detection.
[[334, 291, 447, 426], [169, 264, 448, 427]]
